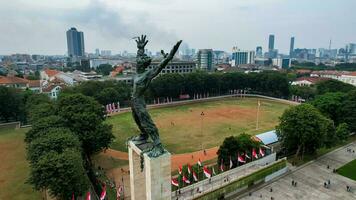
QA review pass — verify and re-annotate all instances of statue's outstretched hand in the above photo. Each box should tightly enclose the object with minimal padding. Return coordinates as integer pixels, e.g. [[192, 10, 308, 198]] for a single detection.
[[136, 35, 149, 49], [163, 40, 182, 59]]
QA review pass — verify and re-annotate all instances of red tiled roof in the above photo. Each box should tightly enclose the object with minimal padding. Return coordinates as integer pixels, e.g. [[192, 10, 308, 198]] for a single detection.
[[0, 75, 28, 84], [28, 80, 40, 88], [44, 69, 60, 77]]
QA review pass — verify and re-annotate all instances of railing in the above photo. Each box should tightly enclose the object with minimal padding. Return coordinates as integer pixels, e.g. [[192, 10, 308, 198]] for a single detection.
[[171, 153, 281, 199]]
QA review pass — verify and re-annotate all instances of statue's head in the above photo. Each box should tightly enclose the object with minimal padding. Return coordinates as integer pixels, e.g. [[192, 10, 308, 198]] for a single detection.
[[136, 54, 152, 74]]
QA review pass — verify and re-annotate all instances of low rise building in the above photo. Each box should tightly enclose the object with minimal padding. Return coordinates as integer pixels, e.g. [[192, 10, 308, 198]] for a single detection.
[[291, 77, 329, 86], [147, 61, 196, 74]]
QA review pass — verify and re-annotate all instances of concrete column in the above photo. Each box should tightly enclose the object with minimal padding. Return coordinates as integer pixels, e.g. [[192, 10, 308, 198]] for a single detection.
[[128, 141, 171, 200]]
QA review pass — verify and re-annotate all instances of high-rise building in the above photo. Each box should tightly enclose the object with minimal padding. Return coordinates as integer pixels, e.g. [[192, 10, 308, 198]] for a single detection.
[[231, 48, 255, 67], [289, 37, 295, 58], [256, 46, 263, 57], [66, 27, 85, 57], [268, 34, 275, 51], [196, 49, 214, 71], [95, 48, 100, 56]]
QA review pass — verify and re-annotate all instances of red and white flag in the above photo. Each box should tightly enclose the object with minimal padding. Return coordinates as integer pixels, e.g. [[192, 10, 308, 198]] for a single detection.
[[72, 193, 75, 200], [106, 104, 110, 113], [116, 186, 123, 200], [187, 164, 192, 174], [182, 175, 190, 184], [229, 157, 233, 169], [112, 103, 116, 112], [259, 148, 265, 157], [178, 166, 182, 175], [86, 192, 91, 200], [220, 159, 224, 172], [252, 148, 258, 159], [203, 166, 211, 178], [193, 171, 198, 182], [100, 185, 106, 200], [238, 153, 246, 163], [108, 104, 113, 113], [198, 159, 202, 167], [171, 178, 179, 187]]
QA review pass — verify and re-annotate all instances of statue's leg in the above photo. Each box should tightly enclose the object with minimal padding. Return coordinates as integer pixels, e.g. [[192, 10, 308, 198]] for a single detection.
[[131, 106, 148, 142]]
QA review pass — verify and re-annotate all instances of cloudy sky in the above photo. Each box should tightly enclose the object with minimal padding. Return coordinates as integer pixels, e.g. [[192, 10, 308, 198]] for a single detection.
[[0, 0, 355, 55]]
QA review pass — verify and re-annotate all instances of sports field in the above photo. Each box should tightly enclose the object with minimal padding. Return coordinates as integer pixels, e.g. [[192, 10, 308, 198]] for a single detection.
[[337, 159, 356, 181], [108, 97, 291, 154], [0, 127, 41, 200]]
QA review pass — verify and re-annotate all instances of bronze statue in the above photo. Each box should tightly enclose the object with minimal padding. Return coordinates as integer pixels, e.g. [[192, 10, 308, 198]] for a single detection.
[[131, 35, 182, 157]]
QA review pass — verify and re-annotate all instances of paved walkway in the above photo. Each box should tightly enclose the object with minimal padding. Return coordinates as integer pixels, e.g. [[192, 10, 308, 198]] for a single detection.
[[238, 142, 356, 200]]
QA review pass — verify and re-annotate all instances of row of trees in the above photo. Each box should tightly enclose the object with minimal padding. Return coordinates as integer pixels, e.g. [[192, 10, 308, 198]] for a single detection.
[[25, 94, 114, 199], [290, 79, 355, 101], [62, 71, 290, 109]]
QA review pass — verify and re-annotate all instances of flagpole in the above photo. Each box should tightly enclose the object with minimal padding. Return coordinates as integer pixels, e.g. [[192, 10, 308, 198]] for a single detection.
[[256, 100, 260, 130]]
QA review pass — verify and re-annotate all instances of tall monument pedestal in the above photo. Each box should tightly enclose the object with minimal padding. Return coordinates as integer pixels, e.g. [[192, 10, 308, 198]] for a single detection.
[[128, 141, 171, 200]]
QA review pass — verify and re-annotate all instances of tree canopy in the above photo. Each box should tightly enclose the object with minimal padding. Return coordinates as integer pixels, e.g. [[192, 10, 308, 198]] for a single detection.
[[316, 79, 355, 95], [217, 134, 260, 167], [96, 64, 113, 76], [276, 104, 333, 158]]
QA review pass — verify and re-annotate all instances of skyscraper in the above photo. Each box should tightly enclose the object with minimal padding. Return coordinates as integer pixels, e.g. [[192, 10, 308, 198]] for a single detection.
[[196, 49, 213, 71], [268, 34, 275, 51], [66, 27, 85, 57], [289, 37, 295, 58], [256, 46, 263, 57]]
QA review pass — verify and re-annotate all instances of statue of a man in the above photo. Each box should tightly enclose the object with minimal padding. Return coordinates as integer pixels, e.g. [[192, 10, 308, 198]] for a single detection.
[[131, 35, 182, 157]]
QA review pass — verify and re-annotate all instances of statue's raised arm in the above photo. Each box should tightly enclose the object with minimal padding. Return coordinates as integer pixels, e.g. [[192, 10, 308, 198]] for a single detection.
[[146, 40, 182, 79]]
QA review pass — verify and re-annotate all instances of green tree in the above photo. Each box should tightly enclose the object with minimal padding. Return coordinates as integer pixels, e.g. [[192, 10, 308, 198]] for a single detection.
[[339, 90, 356, 132], [316, 79, 355, 95], [28, 149, 90, 200], [276, 104, 331, 159], [25, 116, 65, 143], [335, 123, 349, 142], [57, 94, 114, 156], [27, 128, 81, 163], [217, 134, 260, 167], [95, 87, 120, 105], [0, 86, 22, 122], [290, 85, 316, 100], [96, 64, 113, 76], [310, 92, 346, 124]]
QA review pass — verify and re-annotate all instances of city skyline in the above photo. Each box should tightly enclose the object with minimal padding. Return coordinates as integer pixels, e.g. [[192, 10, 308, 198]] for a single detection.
[[0, 0, 355, 55]]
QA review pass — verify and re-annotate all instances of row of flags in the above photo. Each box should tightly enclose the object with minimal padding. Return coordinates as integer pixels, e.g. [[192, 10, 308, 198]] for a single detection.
[[193, 93, 209, 99], [229, 89, 247, 95], [291, 95, 304, 102], [106, 102, 121, 114], [172, 148, 265, 187], [153, 97, 173, 104], [71, 184, 125, 200]]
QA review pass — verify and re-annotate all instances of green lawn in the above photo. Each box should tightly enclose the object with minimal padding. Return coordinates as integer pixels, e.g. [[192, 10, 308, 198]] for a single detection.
[[107, 97, 291, 154], [337, 159, 356, 181], [0, 127, 41, 200]]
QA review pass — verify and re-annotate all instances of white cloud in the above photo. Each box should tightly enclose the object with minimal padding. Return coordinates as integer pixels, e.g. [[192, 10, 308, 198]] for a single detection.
[[0, 0, 355, 54]]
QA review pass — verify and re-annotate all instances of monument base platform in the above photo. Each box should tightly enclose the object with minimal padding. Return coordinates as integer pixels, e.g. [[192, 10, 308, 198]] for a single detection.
[[128, 141, 171, 200]]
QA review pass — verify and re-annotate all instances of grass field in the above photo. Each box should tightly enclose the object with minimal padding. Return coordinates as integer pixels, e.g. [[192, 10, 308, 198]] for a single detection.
[[108, 97, 291, 154], [0, 127, 41, 200], [337, 159, 356, 181]]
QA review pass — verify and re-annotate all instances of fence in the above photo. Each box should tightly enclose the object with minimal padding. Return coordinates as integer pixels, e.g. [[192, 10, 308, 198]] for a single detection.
[[171, 153, 281, 199], [195, 158, 287, 200]]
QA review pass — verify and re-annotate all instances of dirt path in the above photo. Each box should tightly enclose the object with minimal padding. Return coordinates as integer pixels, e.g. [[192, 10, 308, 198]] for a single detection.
[[103, 146, 219, 172]]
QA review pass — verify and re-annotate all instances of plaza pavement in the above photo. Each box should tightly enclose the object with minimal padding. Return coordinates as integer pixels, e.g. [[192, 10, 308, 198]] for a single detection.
[[237, 142, 356, 200]]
